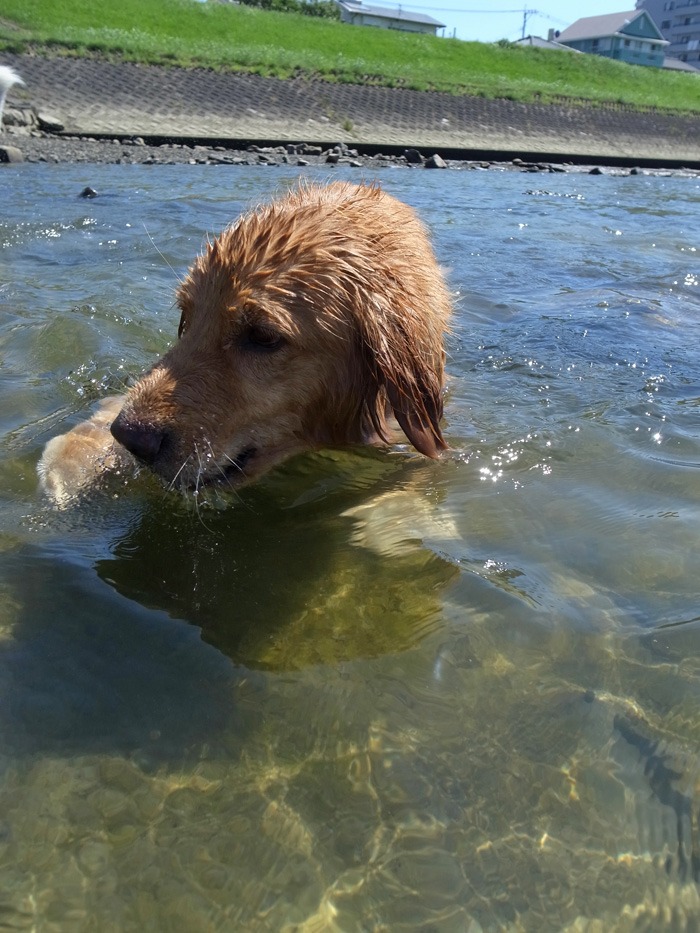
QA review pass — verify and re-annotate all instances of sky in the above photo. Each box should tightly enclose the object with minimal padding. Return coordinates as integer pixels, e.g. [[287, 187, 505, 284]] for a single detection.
[[383, 2, 634, 42]]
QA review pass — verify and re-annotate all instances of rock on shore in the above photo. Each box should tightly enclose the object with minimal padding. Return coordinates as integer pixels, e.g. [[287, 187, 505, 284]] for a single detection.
[[1, 127, 697, 178]]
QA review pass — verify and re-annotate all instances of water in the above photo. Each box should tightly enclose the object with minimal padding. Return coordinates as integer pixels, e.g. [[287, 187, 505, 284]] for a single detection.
[[1, 162, 700, 931]]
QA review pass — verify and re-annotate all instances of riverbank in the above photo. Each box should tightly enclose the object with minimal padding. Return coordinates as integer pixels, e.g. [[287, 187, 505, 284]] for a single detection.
[[1, 52, 699, 168]]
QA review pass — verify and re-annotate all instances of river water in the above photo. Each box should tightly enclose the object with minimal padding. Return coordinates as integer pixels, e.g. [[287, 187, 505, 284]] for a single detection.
[[1, 162, 699, 930]]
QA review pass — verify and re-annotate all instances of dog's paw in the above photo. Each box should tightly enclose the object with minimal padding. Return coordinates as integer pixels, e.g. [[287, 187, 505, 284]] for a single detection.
[[37, 396, 134, 505]]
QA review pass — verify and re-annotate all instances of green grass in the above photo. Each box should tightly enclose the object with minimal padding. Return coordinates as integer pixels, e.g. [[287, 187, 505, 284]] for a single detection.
[[1, 0, 699, 112]]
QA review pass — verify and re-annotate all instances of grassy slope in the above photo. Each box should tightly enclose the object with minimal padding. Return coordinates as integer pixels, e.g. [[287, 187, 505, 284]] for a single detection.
[[1, 0, 699, 112]]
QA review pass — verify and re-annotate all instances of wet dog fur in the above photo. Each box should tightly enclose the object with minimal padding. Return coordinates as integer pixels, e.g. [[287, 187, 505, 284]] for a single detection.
[[40, 182, 452, 498]]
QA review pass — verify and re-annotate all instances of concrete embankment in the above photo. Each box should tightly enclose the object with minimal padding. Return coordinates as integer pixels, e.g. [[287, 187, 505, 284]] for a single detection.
[[2, 52, 699, 166]]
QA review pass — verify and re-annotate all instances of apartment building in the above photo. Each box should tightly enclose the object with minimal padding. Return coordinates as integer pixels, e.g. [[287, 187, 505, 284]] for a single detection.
[[636, 0, 700, 65]]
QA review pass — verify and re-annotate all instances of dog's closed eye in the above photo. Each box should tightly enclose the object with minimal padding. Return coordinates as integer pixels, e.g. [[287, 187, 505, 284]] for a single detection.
[[243, 325, 286, 352]]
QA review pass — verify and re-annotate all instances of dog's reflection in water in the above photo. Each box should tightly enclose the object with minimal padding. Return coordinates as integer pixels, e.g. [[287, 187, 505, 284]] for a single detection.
[[94, 453, 459, 671]]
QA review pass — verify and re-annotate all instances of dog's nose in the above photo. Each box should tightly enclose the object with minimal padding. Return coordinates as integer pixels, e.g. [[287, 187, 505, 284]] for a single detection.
[[110, 413, 166, 465]]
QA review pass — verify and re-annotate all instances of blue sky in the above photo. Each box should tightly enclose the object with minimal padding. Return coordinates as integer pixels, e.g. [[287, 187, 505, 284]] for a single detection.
[[386, 2, 632, 42]]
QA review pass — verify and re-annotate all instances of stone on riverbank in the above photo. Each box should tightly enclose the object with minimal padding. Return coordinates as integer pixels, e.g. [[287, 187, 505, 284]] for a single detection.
[[425, 153, 447, 169], [0, 145, 23, 163]]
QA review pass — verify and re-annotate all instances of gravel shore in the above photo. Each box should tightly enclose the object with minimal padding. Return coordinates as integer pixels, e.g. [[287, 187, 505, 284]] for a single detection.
[[3, 131, 700, 178]]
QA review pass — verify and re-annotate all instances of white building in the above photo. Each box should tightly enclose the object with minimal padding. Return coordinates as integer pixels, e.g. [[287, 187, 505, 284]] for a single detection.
[[335, 1, 445, 35]]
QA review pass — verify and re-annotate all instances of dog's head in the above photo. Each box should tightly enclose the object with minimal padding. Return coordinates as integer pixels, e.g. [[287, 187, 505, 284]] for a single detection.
[[110, 184, 450, 491]]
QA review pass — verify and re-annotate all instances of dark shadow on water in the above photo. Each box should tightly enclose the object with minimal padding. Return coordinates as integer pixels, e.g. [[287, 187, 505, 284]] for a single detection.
[[0, 450, 457, 761], [0, 545, 264, 764], [93, 451, 458, 671]]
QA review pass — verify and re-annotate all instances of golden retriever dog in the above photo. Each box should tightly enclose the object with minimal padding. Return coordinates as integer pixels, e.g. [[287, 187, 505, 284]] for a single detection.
[[39, 182, 451, 500]]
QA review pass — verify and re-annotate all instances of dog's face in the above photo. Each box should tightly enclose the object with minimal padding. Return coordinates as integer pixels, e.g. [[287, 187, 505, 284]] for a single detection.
[[110, 184, 450, 492], [112, 245, 363, 489]]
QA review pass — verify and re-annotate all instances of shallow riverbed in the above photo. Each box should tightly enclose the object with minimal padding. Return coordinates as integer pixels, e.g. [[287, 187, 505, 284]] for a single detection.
[[1, 163, 699, 930]]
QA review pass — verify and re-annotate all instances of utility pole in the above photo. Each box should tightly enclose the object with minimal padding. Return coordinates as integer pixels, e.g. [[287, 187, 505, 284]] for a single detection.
[[521, 7, 539, 39]]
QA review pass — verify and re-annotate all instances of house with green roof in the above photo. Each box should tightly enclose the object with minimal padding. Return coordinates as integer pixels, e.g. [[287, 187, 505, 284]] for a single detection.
[[557, 9, 668, 67]]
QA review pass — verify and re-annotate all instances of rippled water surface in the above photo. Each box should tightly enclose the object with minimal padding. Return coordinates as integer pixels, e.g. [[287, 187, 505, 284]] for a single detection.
[[1, 163, 700, 930]]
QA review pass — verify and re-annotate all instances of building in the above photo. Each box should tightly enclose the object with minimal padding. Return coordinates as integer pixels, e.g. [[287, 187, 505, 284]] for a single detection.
[[516, 34, 580, 52], [557, 10, 668, 67], [635, 0, 700, 68], [335, 1, 445, 35]]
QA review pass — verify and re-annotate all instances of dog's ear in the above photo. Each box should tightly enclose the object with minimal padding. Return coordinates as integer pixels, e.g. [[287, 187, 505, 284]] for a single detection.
[[359, 317, 447, 458], [383, 364, 447, 459]]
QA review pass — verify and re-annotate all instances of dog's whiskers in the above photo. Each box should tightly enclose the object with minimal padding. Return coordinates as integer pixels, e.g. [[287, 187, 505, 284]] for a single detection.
[[221, 450, 245, 475], [193, 444, 206, 495], [187, 443, 215, 529], [143, 224, 184, 286], [168, 454, 193, 492], [195, 441, 248, 507]]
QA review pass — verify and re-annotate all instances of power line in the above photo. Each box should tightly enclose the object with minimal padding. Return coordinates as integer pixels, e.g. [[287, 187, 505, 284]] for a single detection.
[[381, 4, 534, 12], [354, 2, 569, 39], [371, 4, 567, 26]]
